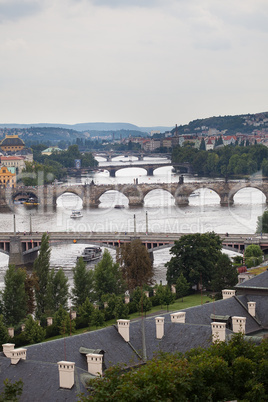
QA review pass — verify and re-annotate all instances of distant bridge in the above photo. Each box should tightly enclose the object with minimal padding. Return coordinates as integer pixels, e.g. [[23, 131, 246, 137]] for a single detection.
[[1, 231, 267, 266]]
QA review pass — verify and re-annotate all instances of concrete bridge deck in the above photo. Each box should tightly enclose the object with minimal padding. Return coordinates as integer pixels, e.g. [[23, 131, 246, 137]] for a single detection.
[[1, 232, 268, 266]]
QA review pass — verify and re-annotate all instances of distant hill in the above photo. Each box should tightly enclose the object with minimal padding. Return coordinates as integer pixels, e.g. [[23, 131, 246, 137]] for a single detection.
[[172, 111, 268, 135], [0, 122, 173, 133]]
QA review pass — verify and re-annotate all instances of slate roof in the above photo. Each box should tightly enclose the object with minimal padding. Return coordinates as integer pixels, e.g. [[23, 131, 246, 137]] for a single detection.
[[236, 269, 268, 290], [1, 285, 268, 401]]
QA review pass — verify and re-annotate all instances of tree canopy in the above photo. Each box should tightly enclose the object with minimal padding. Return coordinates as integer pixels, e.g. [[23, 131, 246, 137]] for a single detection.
[[2, 266, 27, 326], [94, 250, 124, 301], [33, 233, 51, 318], [72, 257, 94, 307], [166, 232, 222, 289], [80, 333, 268, 402], [256, 210, 268, 233], [116, 239, 154, 290]]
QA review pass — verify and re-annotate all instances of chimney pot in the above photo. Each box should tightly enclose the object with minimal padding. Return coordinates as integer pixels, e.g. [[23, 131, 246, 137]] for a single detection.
[[2, 343, 15, 358], [211, 322, 226, 342], [170, 312, 186, 323], [70, 311, 76, 320], [248, 301, 256, 317], [232, 316, 246, 333], [222, 289, 236, 299], [117, 319, 130, 342], [57, 361, 75, 389], [86, 353, 103, 376], [155, 317, 165, 339], [10, 348, 27, 365], [8, 327, 14, 338]]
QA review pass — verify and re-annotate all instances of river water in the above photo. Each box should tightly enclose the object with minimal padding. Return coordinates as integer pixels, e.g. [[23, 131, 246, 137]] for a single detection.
[[0, 155, 266, 289]]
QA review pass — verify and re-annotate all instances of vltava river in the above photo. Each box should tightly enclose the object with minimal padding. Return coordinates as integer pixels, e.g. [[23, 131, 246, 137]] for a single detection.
[[0, 156, 266, 288]]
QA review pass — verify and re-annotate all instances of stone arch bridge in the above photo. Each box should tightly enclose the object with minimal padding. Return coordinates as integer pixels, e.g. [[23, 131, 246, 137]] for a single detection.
[[2, 179, 268, 210]]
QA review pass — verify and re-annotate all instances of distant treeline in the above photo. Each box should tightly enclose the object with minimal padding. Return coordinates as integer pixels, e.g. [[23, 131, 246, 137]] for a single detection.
[[172, 143, 268, 177]]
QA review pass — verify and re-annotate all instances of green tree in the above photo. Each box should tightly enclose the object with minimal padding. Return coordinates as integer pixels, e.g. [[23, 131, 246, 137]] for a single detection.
[[138, 294, 152, 316], [91, 309, 105, 329], [72, 258, 94, 307], [24, 272, 38, 315], [211, 254, 238, 295], [53, 305, 75, 336], [117, 239, 154, 290], [176, 273, 190, 301], [94, 250, 124, 301], [2, 266, 27, 326], [199, 138, 206, 151], [46, 268, 69, 314], [34, 233, 51, 318], [256, 210, 268, 233], [154, 284, 166, 308], [162, 286, 174, 311], [166, 232, 222, 289], [24, 315, 46, 344], [77, 297, 94, 328], [0, 379, 23, 402], [0, 315, 9, 347], [244, 244, 263, 268]]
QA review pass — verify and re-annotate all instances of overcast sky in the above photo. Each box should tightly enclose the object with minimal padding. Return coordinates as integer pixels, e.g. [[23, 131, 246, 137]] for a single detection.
[[0, 0, 268, 127]]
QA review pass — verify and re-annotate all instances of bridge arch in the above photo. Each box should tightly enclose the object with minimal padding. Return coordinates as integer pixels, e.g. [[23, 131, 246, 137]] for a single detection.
[[98, 190, 129, 208], [110, 167, 148, 177], [56, 190, 83, 210], [144, 189, 175, 207], [232, 186, 267, 204]]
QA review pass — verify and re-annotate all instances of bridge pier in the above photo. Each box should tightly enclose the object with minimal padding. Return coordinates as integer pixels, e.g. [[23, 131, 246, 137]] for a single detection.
[[147, 167, 154, 176], [175, 195, 189, 206], [110, 169, 116, 177], [220, 193, 234, 207]]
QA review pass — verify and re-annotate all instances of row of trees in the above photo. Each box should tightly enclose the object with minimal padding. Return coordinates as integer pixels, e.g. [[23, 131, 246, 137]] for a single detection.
[[0, 235, 155, 333], [172, 143, 268, 177], [81, 333, 268, 401]]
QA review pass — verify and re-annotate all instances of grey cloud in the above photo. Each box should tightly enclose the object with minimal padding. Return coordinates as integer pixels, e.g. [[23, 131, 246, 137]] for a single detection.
[[88, 0, 170, 8], [0, 0, 42, 22]]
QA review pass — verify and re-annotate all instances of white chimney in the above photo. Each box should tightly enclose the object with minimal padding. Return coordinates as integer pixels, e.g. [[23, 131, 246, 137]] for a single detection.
[[86, 353, 103, 376], [117, 319, 130, 342], [170, 312, 186, 323], [47, 317, 53, 326], [232, 316, 246, 333], [222, 289, 236, 299], [2, 343, 15, 358], [8, 327, 14, 338], [57, 361, 75, 389], [248, 302, 256, 317], [70, 311, 77, 320], [10, 348, 27, 365], [211, 322, 226, 343], [171, 284, 176, 294], [155, 317, 165, 339]]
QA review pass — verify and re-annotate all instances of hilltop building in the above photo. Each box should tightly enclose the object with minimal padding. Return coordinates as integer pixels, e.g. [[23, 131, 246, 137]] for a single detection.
[[0, 134, 25, 153], [1, 270, 268, 401], [41, 146, 63, 156]]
